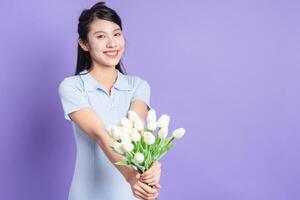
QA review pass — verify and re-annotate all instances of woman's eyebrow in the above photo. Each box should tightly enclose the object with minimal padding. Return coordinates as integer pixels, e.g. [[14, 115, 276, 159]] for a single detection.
[[94, 28, 121, 34]]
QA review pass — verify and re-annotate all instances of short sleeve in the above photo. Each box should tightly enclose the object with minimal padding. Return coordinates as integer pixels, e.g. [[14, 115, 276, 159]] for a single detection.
[[58, 78, 91, 121], [131, 78, 152, 111]]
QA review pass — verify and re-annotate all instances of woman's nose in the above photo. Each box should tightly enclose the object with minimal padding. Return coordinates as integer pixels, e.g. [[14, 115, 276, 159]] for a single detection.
[[106, 37, 117, 48]]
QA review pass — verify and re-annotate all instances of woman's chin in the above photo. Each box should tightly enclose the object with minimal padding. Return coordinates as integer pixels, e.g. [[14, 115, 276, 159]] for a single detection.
[[103, 61, 120, 68], [106, 59, 121, 66], [95, 57, 122, 68]]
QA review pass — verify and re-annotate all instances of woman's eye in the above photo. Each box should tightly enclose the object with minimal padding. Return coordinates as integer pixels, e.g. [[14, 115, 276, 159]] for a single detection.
[[115, 32, 121, 36], [97, 35, 105, 38]]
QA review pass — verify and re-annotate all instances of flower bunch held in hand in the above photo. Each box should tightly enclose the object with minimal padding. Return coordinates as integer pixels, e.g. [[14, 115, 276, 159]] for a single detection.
[[106, 109, 186, 173]]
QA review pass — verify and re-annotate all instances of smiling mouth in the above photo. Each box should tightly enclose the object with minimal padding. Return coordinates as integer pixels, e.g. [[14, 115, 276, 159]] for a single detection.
[[103, 50, 119, 57]]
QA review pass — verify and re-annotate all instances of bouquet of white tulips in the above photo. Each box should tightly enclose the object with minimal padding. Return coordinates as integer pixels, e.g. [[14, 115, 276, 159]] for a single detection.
[[106, 109, 186, 173]]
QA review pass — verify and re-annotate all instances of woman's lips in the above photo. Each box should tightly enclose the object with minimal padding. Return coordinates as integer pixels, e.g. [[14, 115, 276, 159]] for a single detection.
[[103, 50, 119, 58]]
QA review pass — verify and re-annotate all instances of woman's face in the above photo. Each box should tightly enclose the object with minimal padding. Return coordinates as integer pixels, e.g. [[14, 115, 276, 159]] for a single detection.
[[80, 19, 125, 68]]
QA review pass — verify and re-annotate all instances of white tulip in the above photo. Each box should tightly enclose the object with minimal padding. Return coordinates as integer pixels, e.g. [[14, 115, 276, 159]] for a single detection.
[[121, 141, 134, 152], [158, 127, 168, 139], [113, 142, 125, 154], [111, 126, 122, 140], [143, 131, 156, 145], [128, 110, 139, 122], [128, 128, 141, 142], [120, 127, 132, 135], [120, 132, 132, 143], [133, 117, 144, 131], [172, 128, 186, 139], [147, 109, 157, 131], [134, 152, 144, 163], [119, 117, 133, 129], [157, 114, 170, 129], [148, 109, 156, 117]]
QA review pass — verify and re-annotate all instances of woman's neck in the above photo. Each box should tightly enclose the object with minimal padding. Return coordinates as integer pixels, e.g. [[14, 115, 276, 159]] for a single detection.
[[89, 64, 118, 93]]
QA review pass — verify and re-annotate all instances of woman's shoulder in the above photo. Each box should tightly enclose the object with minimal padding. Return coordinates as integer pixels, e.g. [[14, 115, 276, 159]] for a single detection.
[[58, 74, 84, 93], [122, 73, 151, 104], [122, 73, 150, 90]]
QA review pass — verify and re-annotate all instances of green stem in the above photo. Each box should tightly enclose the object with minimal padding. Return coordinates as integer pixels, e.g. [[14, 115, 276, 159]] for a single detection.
[[167, 137, 175, 145]]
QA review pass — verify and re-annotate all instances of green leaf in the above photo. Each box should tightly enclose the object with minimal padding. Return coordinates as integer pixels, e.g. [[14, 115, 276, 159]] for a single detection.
[[157, 151, 168, 160], [114, 161, 131, 166]]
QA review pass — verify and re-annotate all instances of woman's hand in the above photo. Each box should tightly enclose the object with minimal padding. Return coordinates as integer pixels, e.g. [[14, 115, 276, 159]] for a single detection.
[[140, 161, 162, 187], [127, 170, 159, 200]]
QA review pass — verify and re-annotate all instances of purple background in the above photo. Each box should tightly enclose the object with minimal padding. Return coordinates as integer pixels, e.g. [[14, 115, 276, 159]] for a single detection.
[[1, 0, 299, 199]]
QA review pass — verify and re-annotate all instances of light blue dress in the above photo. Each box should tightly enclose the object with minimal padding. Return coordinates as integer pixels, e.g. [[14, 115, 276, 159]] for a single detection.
[[58, 68, 151, 200]]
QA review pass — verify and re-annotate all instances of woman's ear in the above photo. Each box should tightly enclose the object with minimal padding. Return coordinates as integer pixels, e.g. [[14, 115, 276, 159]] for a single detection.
[[78, 39, 89, 52]]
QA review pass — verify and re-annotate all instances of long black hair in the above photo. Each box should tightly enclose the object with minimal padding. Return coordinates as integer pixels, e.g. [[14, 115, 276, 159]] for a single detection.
[[75, 1, 126, 75]]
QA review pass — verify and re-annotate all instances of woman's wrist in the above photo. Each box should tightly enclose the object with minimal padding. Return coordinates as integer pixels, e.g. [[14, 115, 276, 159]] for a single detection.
[[125, 167, 139, 184]]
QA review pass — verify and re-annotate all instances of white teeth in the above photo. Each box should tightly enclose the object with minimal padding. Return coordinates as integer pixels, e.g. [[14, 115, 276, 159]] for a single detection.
[[104, 51, 118, 56]]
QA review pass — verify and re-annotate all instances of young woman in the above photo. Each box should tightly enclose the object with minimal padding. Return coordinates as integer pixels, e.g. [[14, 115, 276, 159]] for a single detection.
[[58, 2, 161, 200]]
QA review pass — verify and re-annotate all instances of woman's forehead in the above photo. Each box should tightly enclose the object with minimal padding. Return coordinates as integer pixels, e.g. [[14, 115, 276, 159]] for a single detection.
[[90, 19, 120, 33]]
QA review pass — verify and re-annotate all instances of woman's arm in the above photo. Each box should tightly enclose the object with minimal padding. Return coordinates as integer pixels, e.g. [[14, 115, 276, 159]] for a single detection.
[[69, 107, 135, 182], [129, 100, 162, 188], [69, 105, 159, 199], [128, 100, 148, 124]]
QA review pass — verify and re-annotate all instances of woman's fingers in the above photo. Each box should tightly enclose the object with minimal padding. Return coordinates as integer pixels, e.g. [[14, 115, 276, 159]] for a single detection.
[[133, 192, 144, 200], [138, 181, 158, 194], [138, 181, 158, 198], [134, 161, 162, 199], [153, 183, 161, 189], [148, 178, 160, 186], [141, 170, 161, 184], [134, 189, 150, 200], [141, 174, 155, 183], [141, 161, 161, 181], [142, 173, 155, 181], [142, 161, 161, 180], [142, 161, 160, 176], [142, 173, 160, 185], [129, 170, 159, 200], [133, 181, 158, 200]]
